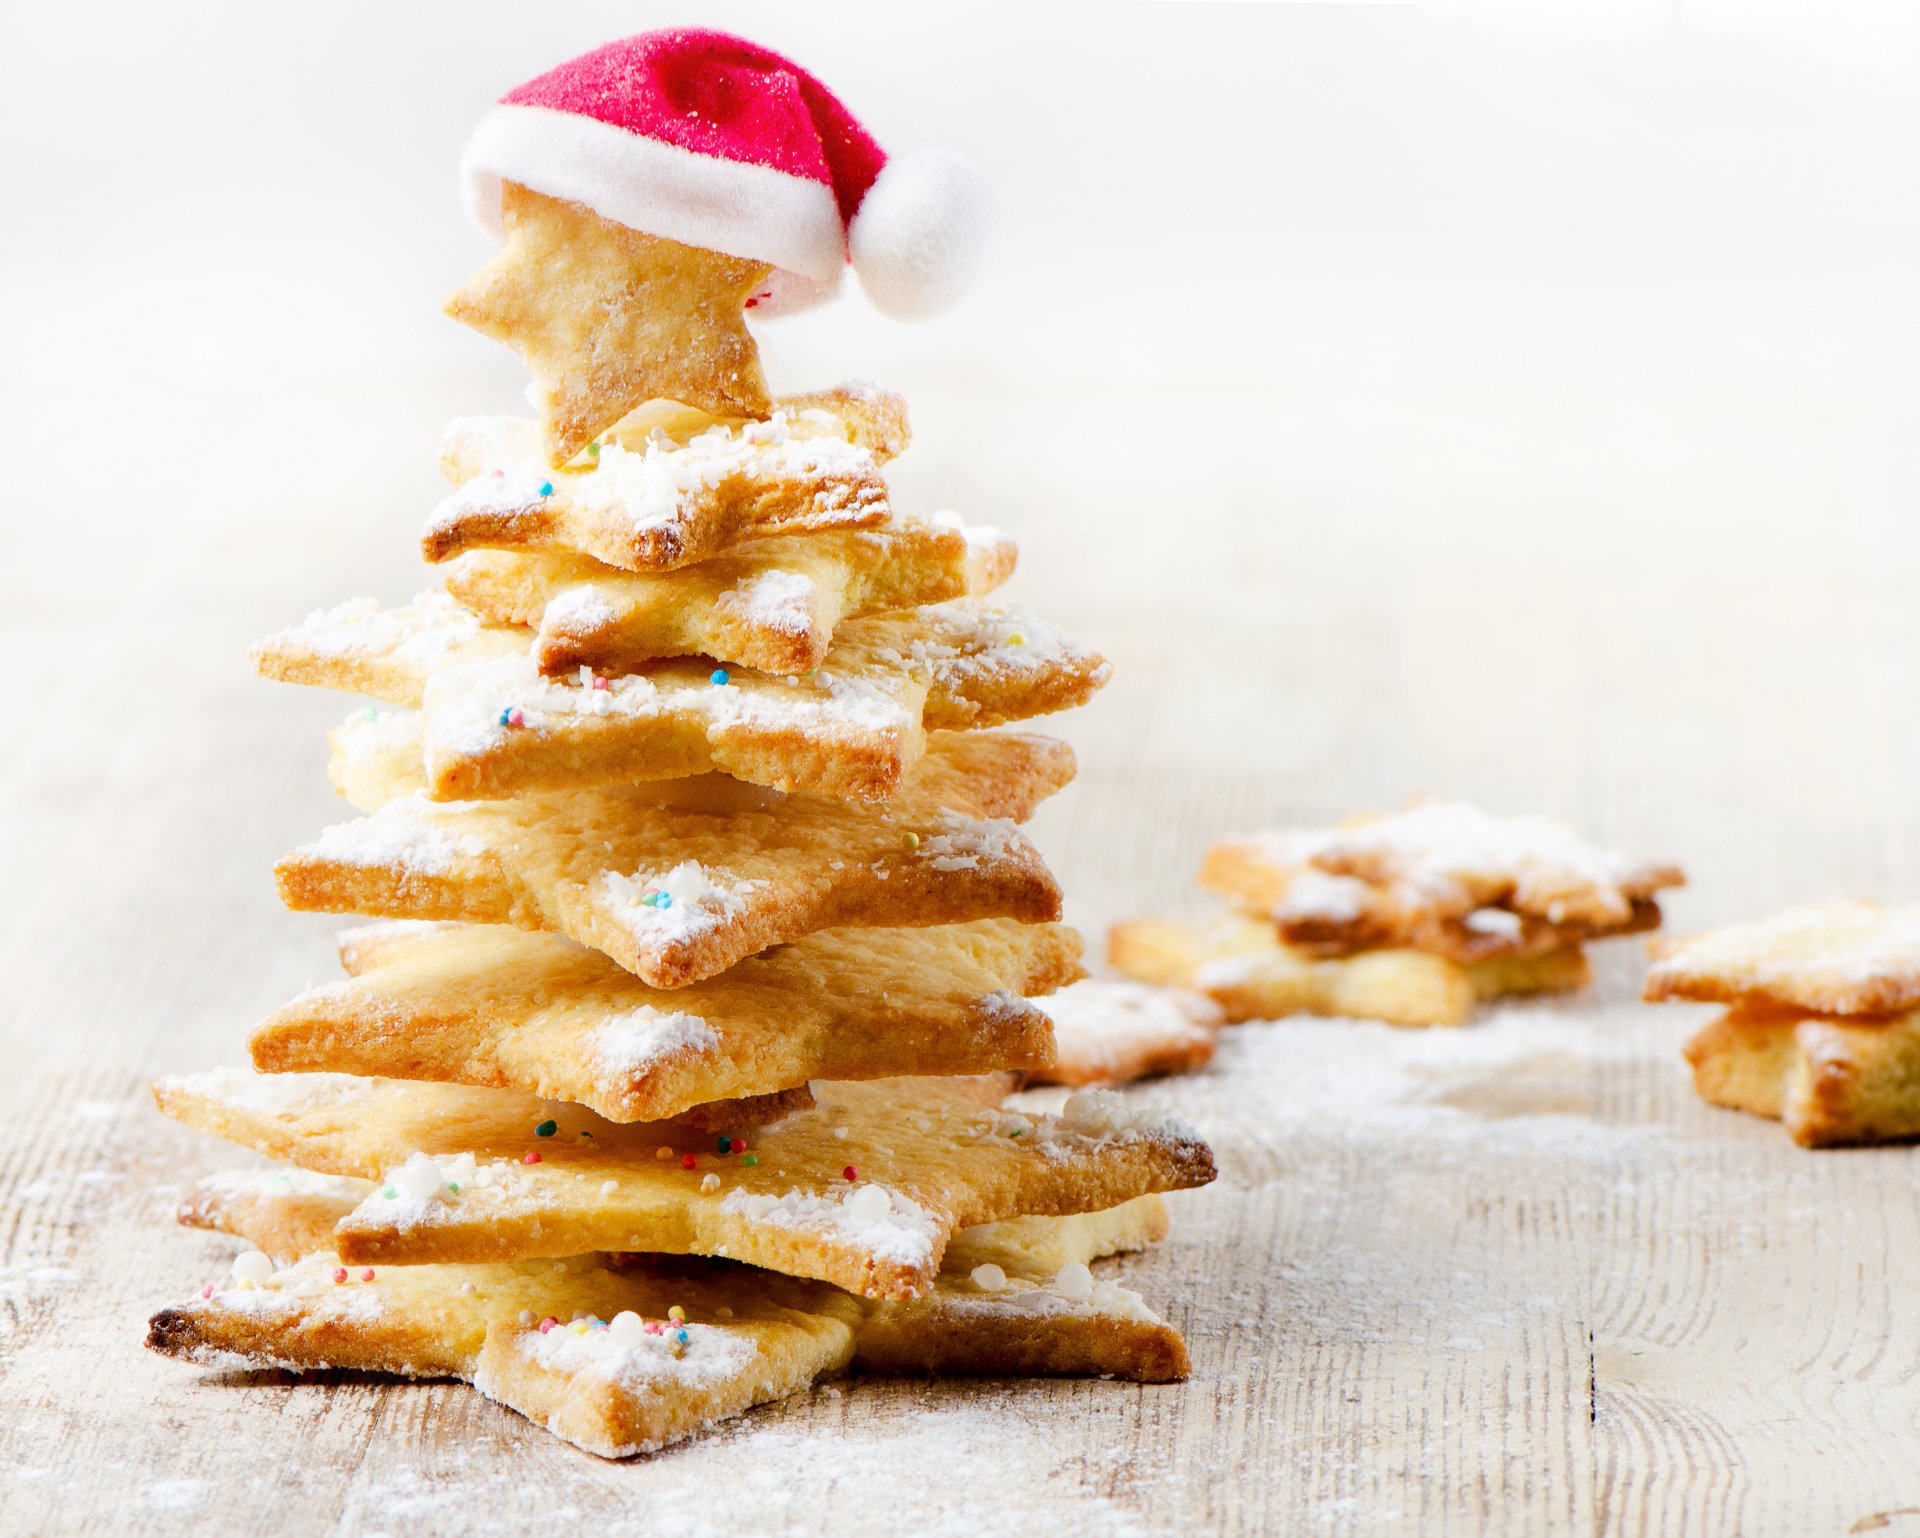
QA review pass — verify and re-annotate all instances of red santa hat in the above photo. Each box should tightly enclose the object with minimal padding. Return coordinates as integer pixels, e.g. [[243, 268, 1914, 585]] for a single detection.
[[460, 28, 990, 319]]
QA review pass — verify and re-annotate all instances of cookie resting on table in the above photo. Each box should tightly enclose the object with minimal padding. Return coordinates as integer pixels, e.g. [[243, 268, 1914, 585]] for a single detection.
[[288, 723, 1072, 989], [1645, 899, 1920, 1018], [1030, 979, 1223, 1087], [446, 183, 773, 467], [1108, 913, 1590, 1028], [252, 917, 1082, 1123], [151, 1182, 1184, 1458], [427, 385, 907, 574], [253, 593, 1108, 804], [1680, 1001, 1920, 1148], [443, 510, 1016, 678], [152, 1070, 1217, 1298], [1201, 800, 1682, 960]]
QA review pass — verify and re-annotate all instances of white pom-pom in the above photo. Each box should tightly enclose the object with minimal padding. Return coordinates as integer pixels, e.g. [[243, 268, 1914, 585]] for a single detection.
[[848, 150, 991, 321]]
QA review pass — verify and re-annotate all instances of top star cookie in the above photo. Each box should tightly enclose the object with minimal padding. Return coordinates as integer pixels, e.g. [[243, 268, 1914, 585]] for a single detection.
[[1645, 899, 1920, 1016]]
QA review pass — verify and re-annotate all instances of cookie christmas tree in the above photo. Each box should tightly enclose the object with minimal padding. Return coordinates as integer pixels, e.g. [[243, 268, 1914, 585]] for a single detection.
[[146, 29, 1215, 1457]]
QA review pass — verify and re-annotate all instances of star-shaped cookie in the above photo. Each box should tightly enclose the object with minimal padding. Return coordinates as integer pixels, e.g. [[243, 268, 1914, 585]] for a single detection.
[[446, 183, 773, 467]]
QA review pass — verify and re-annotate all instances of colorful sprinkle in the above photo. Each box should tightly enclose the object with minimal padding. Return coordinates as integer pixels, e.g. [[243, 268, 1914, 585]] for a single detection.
[[538, 1316, 558, 1333], [588, 441, 601, 457], [538, 481, 554, 497], [655, 1145, 674, 1161], [498, 706, 525, 728], [592, 675, 610, 691], [333, 1267, 348, 1284], [644, 1319, 664, 1335], [675, 1329, 690, 1344], [523, 1150, 542, 1165], [843, 1165, 859, 1182], [668, 1306, 686, 1322], [741, 1154, 758, 1167], [578, 1130, 594, 1142], [359, 705, 379, 723], [710, 669, 730, 686], [382, 1187, 397, 1200], [360, 1268, 375, 1282], [680, 1153, 698, 1171], [903, 831, 921, 850], [716, 1136, 732, 1153], [535, 1119, 558, 1138], [200, 1284, 214, 1300], [1006, 632, 1027, 646]]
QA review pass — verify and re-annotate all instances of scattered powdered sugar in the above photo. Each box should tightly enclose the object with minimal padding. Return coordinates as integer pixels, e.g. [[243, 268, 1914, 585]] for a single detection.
[[137, 1479, 209, 1512], [1273, 869, 1374, 924], [716, 569, 818, 638], [1036, 980, 1222, 1077], [195, 1167, 370, 1202], [1463, 906, 1524, 937], [209, 1256, 386, 1322], [1250, 799, 1670, 923], [426, 652, 916, 764], [304, 794, 487, 875], [938, 1277, 1160, 1327], [359, 1151, 493, 1230], [599, 861, 760, 944], [587, 1006, 721, 1079], [437, 415, 877, 536], [161, 1067, 356, 1118], [513, 1319, 759, 1391], [915, 816, 1022, 873], [541, 584, 622, 636], [720, 1186, 941, 1268], [269, 592, 484, 673]]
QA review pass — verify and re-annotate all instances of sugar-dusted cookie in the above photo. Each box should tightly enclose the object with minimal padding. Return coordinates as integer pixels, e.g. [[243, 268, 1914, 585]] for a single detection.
[[1646, 899, 1920, 1017], [1205, 798, 1674, 952], [444, 512, 1016, 678], [253, 918, 1080, 1122], [864, 1197, 1186, 1380], [153, 1071, 1216, 1298], [446, 184, 773, 467], [176, 1176, 1185, 1385], [255, 594, 1107, 803], [1030, 980, 1223, 1087], [428, 386, 908, 574], [1681, 1001, 1920, 1147], [1109, 913, 1590, 1028], [286, 727, 1073, 988], [1202, 801, 1682, 958], [153, 1186, 1184, 1458], [153, 1243, 854, 1457]]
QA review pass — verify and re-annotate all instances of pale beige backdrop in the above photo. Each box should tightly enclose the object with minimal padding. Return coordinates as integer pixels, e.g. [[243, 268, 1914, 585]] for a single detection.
[[3, 2, 1919, 1534]]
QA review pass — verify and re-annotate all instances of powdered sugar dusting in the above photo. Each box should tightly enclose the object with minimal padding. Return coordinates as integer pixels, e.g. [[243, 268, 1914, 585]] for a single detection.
[[717, 569, 818, 638], [303, 795, 487, 875], [598, 862, 762, 944], [265, 592, 485, 673], [588, 1006, 721, 1079], [434, 411, 879, 540], [720, 1186, 941, 1269], [511, 1319, 758, 1390], [1037, 981, 1223, 1081]]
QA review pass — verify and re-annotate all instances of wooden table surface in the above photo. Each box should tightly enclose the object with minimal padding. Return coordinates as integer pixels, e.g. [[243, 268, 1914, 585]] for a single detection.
[[3, 342, 1918, 1537]]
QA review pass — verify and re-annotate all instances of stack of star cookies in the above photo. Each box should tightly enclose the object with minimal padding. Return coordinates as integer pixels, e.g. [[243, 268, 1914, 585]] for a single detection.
[[1113, 798, 1684, 1027], [1648, 899, 1920, 1146], [145, 44, 1218, 1457]]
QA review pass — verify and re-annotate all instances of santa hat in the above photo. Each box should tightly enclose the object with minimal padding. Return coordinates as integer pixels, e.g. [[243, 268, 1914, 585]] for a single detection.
[[460, 28, 990, 319]]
